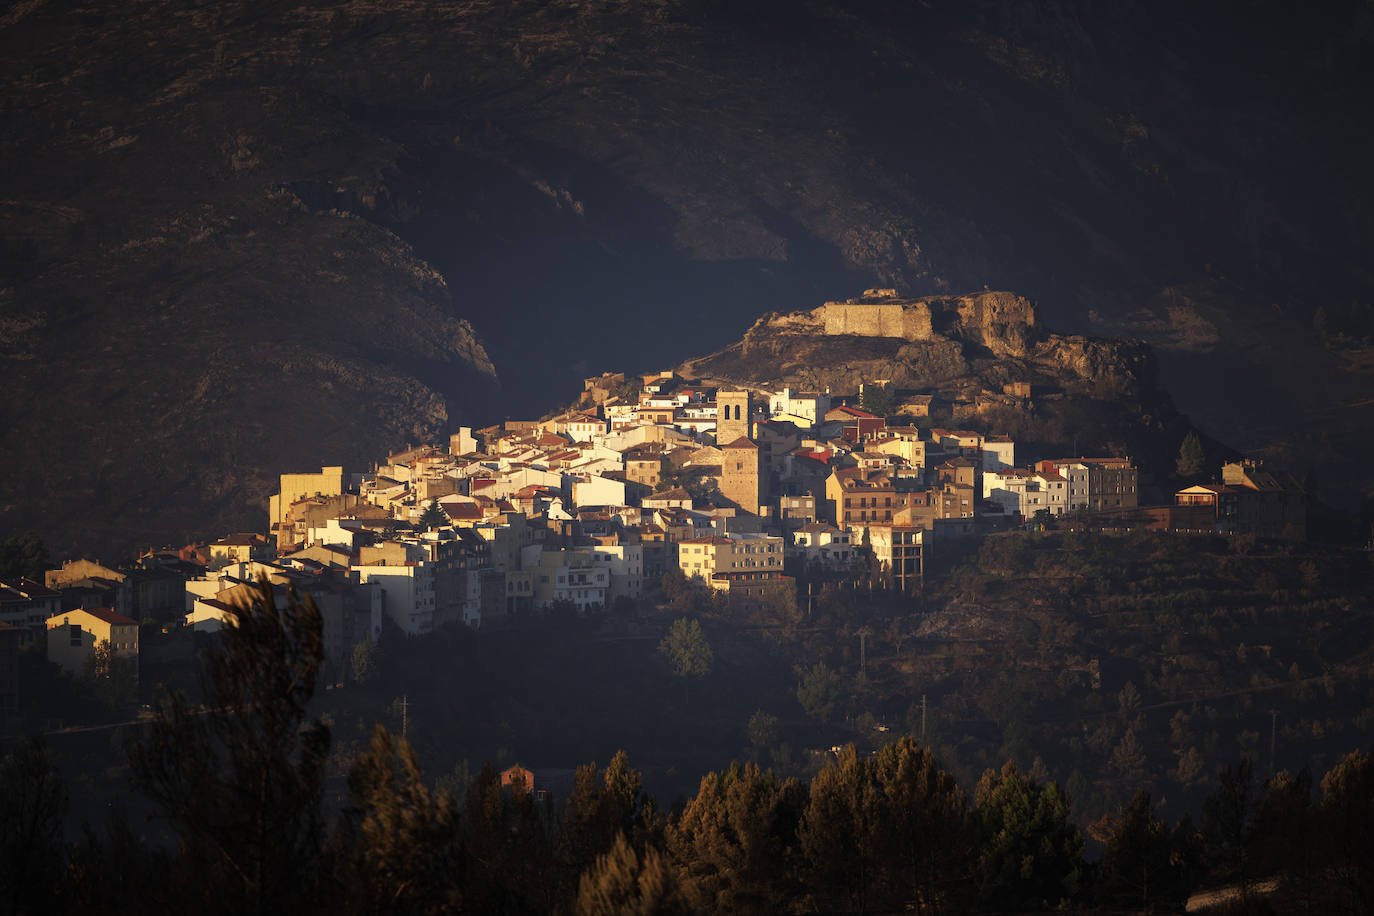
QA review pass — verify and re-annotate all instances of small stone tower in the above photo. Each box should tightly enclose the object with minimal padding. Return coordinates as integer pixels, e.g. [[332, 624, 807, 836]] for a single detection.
[[716, 389, 753, 445], [721, 436, 763, 515]]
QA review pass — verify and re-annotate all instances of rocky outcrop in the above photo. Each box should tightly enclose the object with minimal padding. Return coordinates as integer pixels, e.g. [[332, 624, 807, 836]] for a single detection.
[[678, 289, 1178, 466], [687, 289, 1142, 395]]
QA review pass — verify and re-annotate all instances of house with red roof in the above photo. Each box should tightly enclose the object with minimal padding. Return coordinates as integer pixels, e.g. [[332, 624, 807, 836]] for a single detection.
[[46, 607, 139, 681]]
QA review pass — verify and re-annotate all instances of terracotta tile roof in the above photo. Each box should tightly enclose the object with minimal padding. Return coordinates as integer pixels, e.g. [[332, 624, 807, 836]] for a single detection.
[[0, 577, 60, 598], [77, 607, 138, 626], [645, 487, 693, 501]]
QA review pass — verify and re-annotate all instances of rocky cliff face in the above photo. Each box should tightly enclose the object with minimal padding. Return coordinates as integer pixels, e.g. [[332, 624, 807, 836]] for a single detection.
[[680, 290, 1175, 467], [687, 290, 1152, 397]]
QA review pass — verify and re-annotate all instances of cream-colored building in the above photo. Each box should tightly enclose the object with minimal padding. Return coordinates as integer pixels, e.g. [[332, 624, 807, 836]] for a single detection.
[[677, 532, 784, 590], [46, 607, 139, 679], [269, 466, 345, 530]]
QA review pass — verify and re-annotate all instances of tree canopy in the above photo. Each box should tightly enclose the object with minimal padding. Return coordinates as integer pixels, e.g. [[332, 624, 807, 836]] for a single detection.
[[658, 617, 713, 682], [128, 575, 330, 915], [1176, 431, 1206, 478]]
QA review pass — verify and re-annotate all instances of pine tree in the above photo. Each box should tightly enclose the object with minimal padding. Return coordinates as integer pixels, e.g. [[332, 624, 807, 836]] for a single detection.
[[0, 738, 68, 916], [796, 661, 839, 724], [127, 575, 330, 916], [461, 762, 555, 913], [332, 724, 464, 914], [666, 762, 805, 913], [973, 762, 1084, 911], [419, 499, 448, 530], [1317, 750, 1374, 913], [575, 833, 688, 916], [799, 740, 971, 913], [1093, 791, 1181, 911], [556, 751, 650, 902], [859, 384, 892, 418], [1176, 431, 1206, 478]]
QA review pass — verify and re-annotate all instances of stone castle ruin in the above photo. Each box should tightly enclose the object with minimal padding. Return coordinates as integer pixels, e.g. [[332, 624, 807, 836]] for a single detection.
[[797, 288, 1040, 358]]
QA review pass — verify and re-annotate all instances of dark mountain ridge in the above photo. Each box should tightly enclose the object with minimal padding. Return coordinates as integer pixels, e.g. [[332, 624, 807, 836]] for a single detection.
[[3, 0, 1372, 554]]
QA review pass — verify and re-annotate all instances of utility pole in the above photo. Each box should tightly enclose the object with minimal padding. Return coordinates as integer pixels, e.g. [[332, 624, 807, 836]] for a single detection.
[[402, 694, 409, 741], [921, 694, 928, 742], [1269, 709, 1278, 776]]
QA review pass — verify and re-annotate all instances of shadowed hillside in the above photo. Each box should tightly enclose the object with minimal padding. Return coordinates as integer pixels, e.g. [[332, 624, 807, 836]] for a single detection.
[[3, 0, 1372, 553]]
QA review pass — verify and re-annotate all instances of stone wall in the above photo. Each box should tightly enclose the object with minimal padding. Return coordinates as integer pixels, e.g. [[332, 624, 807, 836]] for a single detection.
[[818, 301, 933, 340]]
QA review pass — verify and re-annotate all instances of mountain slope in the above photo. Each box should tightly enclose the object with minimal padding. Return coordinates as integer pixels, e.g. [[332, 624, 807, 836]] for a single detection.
[[2, 0, 1372, 553]]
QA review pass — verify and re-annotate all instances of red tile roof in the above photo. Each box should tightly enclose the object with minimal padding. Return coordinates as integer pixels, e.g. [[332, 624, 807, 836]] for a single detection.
[[77, 607, 138, 626]]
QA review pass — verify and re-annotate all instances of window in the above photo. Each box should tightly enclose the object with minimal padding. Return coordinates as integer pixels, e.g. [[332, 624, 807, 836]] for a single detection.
[[70, 624, 82, 647]]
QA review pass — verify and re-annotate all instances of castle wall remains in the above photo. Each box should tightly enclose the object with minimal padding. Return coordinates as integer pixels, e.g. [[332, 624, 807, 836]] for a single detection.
[[818, 302, 933, 340]]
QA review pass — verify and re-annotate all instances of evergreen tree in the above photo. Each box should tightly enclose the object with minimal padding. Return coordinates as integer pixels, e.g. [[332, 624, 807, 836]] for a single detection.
[[0, 531, 51, 581], [1176, 431, 1206, 478], [859, 385, 892, 418], [575, 833, 688, 916], [127, 575, 330, 916], [658, 618, 712, 700], [796, 661, 839, 724], [1318, 749, 1374, 914], [1201, 758, 1260, 890], [1251, 769, 1320, 911], [0, 737, 68, 916], [332, 724, 463, 915], [556, 751, 650, 902], [1093, 790, 1182, 912], [666, 762, 806, 913], [745, 710, 781, 759], [799, 740, 971, 913], [418, 499, 448, 530], [461, 762, 555, 913], [974, 762, 1083, 911]]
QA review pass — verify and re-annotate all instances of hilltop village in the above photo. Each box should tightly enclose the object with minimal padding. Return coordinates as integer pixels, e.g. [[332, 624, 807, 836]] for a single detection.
[[0, 290, 1308, 704]]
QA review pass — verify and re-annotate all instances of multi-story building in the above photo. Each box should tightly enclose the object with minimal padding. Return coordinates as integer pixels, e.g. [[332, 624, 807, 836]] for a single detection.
[[677, 533, 785, 590], [353, 561, 436, 636], [46, 607, 139, 682], [826, 467, 926, 527], [0, 577, 61, 635], [768, 387, 832, 427], [983, 468, 1068, 518], [1176, 459, 1306, 539], [1037, 458, 1138, 511], [522, 546, 611, 612], [790, 523, 854, 568]]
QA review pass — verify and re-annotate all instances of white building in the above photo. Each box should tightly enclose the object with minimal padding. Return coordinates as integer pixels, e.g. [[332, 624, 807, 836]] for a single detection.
[[981, 436, 1016, 472], [354, 562, 436, 636], [522, 546, 611, 612], [590, 544, 644, 602], [790, 523, 854, 567], [983, 468, 1068, 519], [768, 387, 832, 427]]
